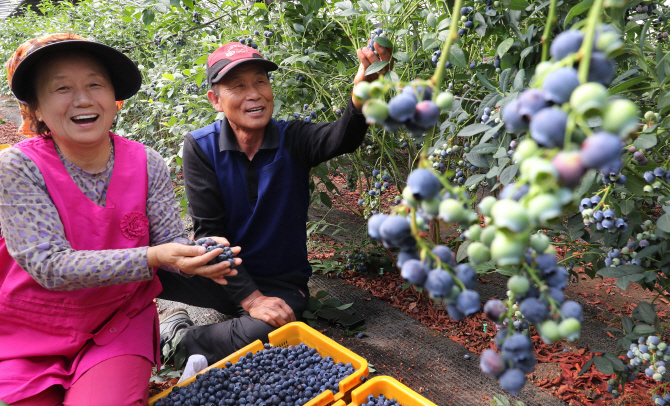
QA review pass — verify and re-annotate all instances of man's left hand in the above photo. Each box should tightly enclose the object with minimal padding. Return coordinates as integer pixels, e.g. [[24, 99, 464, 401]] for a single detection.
[[352, 42, 394, 110]]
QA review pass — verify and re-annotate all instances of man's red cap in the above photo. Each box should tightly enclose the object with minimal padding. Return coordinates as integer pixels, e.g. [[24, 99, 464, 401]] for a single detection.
[[206, 42, 278, 86]]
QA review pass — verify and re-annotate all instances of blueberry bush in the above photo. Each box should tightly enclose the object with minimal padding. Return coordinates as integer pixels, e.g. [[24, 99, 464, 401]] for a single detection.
[[3, 0, 670, 401]]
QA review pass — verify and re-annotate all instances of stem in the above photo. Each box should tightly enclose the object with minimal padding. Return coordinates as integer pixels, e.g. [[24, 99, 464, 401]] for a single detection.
[[577, 0, 604, 83], [431, 0, 464, 92], [540, 0, 559, 62]]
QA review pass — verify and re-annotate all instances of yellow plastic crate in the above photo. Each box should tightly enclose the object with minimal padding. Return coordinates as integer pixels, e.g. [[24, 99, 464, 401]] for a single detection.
[[149, 322, 369, 405], [331, 376, 438, 406]]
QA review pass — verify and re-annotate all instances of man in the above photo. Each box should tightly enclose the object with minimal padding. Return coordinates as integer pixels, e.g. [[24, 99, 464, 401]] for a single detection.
[[157, 41, 392, 365]]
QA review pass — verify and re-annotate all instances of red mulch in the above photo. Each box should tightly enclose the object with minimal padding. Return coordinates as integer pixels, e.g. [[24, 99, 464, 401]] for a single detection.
[[335, 268, 661, 405], [0, 120, 22, 146]]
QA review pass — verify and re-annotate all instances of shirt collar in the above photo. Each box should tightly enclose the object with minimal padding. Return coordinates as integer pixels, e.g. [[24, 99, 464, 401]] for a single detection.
[[218, 117, 280, 152]]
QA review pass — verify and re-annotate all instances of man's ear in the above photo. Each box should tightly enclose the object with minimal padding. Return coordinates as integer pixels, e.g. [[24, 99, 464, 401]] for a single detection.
[[207, 88, 225, 112]]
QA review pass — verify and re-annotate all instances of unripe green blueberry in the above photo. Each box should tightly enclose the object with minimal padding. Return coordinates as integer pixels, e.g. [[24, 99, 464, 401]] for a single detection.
[[468, 241, 491, 264], [508, 275, 530, 296], [612, 258, 620, 266], [402, 186, 418, 207], [353, 81, 372, 103], [581, 208, 594, 218], [530, 233, 550, 253], [544, 245, 557, 256], [621, 247, 630, 255], [461, 16, 467, 21], [478, 196, 497, 217], [494, 0, 499, 5], [643, 353, 651, 361], [416, 215, 426, 229], [664, 354, 670, 361], [435, 92, 454, 110], [611, 389, 619, 396], [654, 373, 663, 381], [514, 310, 522, 318], [652, 181, 662, 190], [602, 99, 639, 136], [596, 31, 624, 55], [644, 219, 653, 228], [513, 139, 539, 163], [649, 343, 657, 350], [540, 320, 562, 343], [362, 99, 389, 124], [421, 197, 441, 219], [644, 111, 655, 120], [439, 199, 471, 224], [480, 225, 497, 246], [528, 194, 562, 226], [491, 232, 525, 266], [491, 199, 530, 233], [658, 366, 666, 374], [570, 82, 609, 117], [368, 81, 386, 99], [558, 318, 581, 341], [658, 342, 667, 351], [467, 224, 483, 241], [521, 157, 559, 186]]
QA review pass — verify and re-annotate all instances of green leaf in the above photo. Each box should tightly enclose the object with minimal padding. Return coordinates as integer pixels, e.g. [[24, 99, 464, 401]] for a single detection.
[[293, 23, 305, 32], [622, 316, 634, 334], [474, 12, 487, 36], [337, 303, 354, 310], [633, 302, 657, 324], [609, 76, 647, 94], [374, 36, 393, 48], [578, 358, 595, 375], [162, 73, 175, 80], [320, 192, 332, 208], [427, 12, 437, 28], [437, 18, 452, 31], [182, 0, 194, 7], [604, 353, 625, 371], [592, 356, 614, 375], [574, 169, 597, 199], [423, 38, 441, 51], [503, 0, 531, 10], [635, 245, 659, 260], [634, 134, 657, 150], [464, 174, 486, 187], [471, 143, 498, 154], [465, 152, 492, 168], [620, 200, 635, 215], [597, 267, 625, 278], [142, 8, 155, 25], [393, 51, 410, 63], [303, 310, 316, 319], [565, 0, 593, 26], [316, 289, 328, 299], [658, 214, 670, 233], [633, 323, 656, 335], [491, 394, 512, 406], [497, 38, 514, 58], [448, 45, 468, 69], [457, 240, 471, 262], [458, 123, 491, 137], [308, 296, 322, 311], [365, 61, 389, 76], [322, 298, 342, 307], [476, 72, 498, 92], [500, 164, 518, 185]]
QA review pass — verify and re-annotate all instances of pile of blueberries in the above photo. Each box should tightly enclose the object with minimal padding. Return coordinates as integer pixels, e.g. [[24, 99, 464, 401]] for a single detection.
[[188, 238, 236, 266], [355, 80, 454, 135], [359, 394, 407, 406], [579, 195, 629, 234], [154, 343, 356, 406]]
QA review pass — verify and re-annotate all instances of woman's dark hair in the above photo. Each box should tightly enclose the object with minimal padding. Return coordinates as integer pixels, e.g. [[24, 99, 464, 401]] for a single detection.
[[21, 71, 50, 136]]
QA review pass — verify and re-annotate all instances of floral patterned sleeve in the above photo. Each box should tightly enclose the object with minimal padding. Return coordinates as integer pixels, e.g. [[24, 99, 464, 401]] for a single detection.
[[0, 143, 188, 291]]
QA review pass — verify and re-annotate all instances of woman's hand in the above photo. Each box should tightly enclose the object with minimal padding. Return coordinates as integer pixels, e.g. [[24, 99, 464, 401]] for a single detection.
[[147, 237, 241, 284]]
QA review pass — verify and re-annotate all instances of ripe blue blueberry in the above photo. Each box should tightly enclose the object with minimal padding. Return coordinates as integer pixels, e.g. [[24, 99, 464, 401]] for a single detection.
[[580, 132, 622, 171], [379, 215, 412, 247], [587, 52, 616, 87], [401, 259, 428, 285], [456, 264, 477, 289], [529, 108, 567, 148], [387, 94, 417, 122], [498, 368, 526, 395], [519, 297, 548, 323], [456, 289, 481, 316], [414, 101, 440, 129], [542, 67, 580, 104], [367, 213, 388, 240], [550, 30, 584, 60], [484, 299, 507, 322], [424, 269, 455, 298], [407, 169, 441, 201], [480, 349, 506, 378]]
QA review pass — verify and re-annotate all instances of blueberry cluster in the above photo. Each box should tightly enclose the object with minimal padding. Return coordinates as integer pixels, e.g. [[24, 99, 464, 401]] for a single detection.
[[579, 196, 629, 234], [628, 336, 670, 380], [367, 27, 385, 52], [355, 80, 454, 135], [479, 334, 533, 395], [191, 11, 201, 24], [154, 343, 356, 406], [344, 251, 368, 272], [238, 36, 258, 49], [360, 394, 405, 406], [189, 238, 236, 266], [643, 167, 670, 194], [356, 169, 394, 218], [430, 50, 452, 70], [503, 27, 636, 188], [292, 106, 318, 123], [458, 7, 474, 37], [653, 394, 670, 406]]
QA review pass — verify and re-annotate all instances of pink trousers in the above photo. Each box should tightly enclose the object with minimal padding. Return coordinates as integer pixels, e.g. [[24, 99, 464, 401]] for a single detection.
[[11, 355, 152, 406]]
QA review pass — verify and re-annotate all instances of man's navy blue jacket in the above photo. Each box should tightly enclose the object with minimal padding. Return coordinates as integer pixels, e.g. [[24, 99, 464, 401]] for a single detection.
[[182, 99, 367, 303]]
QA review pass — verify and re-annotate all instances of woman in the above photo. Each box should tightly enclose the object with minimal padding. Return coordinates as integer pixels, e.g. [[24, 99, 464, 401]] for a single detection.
[[0, 33, 239, 405]]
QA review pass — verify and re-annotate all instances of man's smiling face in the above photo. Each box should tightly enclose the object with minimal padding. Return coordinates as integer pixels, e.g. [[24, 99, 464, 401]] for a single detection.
[[208, 64, 274, 134]]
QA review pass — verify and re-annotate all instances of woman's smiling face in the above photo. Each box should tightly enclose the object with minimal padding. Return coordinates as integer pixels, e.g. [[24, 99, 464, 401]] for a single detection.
[[34, 51, 117, 146]]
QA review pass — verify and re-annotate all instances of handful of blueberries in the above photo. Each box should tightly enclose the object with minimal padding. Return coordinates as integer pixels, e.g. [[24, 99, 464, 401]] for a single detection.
[[189, 238, 236, 267], [154, 343, 356, 406]]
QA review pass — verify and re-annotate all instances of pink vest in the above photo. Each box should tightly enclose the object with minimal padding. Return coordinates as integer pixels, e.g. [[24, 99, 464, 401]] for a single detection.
[[0, 134, 162, 403]]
